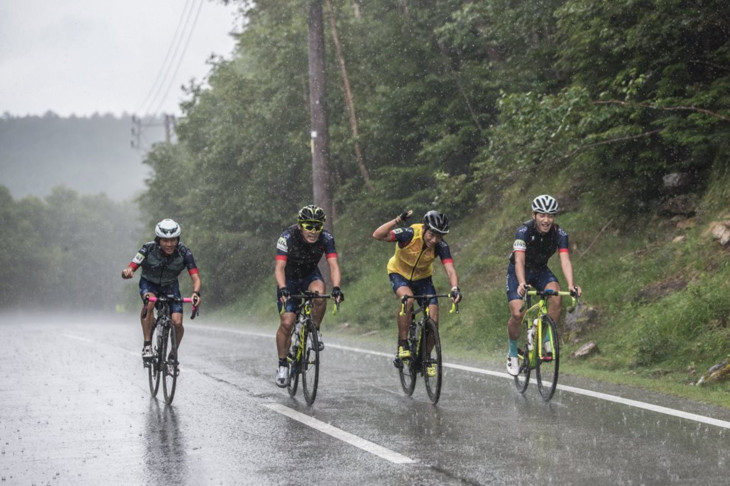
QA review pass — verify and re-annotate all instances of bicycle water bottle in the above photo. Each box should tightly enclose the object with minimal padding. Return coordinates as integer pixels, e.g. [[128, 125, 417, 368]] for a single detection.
[[527, 319, 537, 351]]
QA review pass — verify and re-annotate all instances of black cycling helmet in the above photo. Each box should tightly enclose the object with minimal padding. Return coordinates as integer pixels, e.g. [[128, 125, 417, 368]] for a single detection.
[[531, 195, 559, 214], [423, 210, 449, 234], [297, 204, 326, 223]]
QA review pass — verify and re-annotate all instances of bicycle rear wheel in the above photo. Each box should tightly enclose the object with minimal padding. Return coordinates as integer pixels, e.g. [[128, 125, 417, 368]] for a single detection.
[[162, 325, 178, 404], [301, 320, 320, 405], [536, 315, 560, 401], [148, 322, 163, 397], [422, 319, 442, 405], [513, 319, 531, 393]]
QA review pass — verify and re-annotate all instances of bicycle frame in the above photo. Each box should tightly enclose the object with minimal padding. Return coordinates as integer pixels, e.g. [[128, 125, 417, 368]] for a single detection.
[[143, 294, 198, 404], [284, 291, 339, 406], [515, 287, 576, 401], [396, 294, 457, 404]]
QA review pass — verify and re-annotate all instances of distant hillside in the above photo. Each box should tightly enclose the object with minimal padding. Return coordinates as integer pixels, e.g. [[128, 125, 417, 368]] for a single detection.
[[0, 113, 167, 201]]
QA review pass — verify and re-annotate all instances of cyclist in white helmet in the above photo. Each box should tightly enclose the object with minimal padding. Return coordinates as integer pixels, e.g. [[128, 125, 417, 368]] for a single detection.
[[504, 196, 581, 376], [122, 218, 201, 364]]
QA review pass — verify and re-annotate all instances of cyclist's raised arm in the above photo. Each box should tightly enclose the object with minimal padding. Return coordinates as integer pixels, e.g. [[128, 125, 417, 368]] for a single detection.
[[513, 251, 528, 297], [372, 210, 412, 241]]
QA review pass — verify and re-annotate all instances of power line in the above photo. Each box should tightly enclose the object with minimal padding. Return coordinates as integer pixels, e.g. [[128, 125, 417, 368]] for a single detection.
[[135, 0, 199, 116], [150, 0, 204, 117]]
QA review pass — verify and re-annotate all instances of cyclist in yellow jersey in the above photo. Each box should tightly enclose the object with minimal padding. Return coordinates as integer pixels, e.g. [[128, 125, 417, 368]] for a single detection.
[[373, 210, 462, 367]]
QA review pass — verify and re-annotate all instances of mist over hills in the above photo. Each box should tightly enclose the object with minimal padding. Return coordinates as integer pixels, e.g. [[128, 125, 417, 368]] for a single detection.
[[0, 113, 166, 202]]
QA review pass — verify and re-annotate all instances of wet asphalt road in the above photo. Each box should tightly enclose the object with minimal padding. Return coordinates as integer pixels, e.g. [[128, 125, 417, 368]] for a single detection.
[[1, 313, 728, 485]]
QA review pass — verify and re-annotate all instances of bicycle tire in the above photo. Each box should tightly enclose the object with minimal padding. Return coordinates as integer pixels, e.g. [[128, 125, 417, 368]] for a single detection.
[[301, 319, 320, 405], [162, 324, 178, 404], [287, 322, 301, 398], [536, 315, 559, 401], [422, 318, 442, 404], [148, 321, 163, 397], [513, 318, 531, 393], [398, 325, 418, 396]]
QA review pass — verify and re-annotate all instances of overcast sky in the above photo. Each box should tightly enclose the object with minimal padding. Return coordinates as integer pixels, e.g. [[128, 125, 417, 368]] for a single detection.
[[0, 0, 239, 118]]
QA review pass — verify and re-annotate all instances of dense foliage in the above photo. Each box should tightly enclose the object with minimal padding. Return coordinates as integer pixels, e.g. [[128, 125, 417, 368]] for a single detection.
[[140, 0, 729, 309], [0, 186, 141, 310]]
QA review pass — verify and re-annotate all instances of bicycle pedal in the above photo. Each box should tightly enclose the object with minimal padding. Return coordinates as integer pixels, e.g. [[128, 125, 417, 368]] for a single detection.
[[393, 357, 403, 369]]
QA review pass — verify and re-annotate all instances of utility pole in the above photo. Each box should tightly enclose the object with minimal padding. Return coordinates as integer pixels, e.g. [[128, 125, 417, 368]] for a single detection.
[[308, 0, 334, 228]]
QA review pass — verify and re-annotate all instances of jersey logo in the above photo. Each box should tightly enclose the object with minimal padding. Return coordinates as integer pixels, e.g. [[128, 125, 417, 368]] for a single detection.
[[513, 239, 527, 252], [276, 237, 288, 252], [132, 253, 145, 265], [392, 228, 405, 235]]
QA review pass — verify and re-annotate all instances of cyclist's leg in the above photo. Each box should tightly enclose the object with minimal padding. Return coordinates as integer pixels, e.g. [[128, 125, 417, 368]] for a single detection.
[[533, 267, 562, 326], [138, 278, 159, 340], [391, 275, 413, 340], [307, 273, 327, 330], [166, 281, 184, 354], [505, 265, 526, 375]]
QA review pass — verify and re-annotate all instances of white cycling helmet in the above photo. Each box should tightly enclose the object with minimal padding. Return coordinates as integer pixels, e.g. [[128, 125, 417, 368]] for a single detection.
[[531, 195, 559, 214], [155, 218, 181, 238]]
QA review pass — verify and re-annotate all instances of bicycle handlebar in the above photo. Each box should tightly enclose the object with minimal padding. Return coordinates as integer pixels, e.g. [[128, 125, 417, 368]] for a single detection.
[[288, 292, 341, 315], [521, 286, 579, 312], [399, 294, 459, 316], [142, 294, 199, 320]]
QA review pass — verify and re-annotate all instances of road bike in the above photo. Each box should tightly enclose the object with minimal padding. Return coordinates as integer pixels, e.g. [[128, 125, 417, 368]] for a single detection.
[[393, 294, 457, 405], [143, 294, 198, 404], [285, 291, 338, 406], [513, 287, 577, 402]]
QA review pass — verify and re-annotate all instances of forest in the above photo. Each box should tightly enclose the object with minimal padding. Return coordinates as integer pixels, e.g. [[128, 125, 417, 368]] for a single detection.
[[2, 0, 728, 400]]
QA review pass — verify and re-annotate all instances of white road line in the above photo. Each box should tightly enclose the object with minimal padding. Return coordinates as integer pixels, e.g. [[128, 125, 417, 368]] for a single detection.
[[202, 327, 730, 430], [265, 403, 416, 464]]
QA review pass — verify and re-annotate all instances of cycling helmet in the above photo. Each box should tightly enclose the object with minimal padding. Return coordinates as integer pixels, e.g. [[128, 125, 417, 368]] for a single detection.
[[297, 204, 326, 223], [423, 210, 449, 234], [531, 195, 559, 214], [155, 218, 181, 238]]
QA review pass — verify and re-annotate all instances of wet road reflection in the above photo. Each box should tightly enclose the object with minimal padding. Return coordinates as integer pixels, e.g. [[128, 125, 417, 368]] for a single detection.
[[1, 313, 728, 485]]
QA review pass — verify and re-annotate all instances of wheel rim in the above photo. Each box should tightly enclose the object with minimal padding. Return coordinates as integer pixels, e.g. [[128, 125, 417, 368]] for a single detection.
[[301, 322, 319, 405], [536, 316, 559, 401], [423, 320, 442, 404], [162, 325, 177, 404], [148, 325, 162, 397]]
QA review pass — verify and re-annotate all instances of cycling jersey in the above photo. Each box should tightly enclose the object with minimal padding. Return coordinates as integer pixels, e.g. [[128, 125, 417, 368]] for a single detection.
[[509, 219, 569, 269], [386, 223, 453, 281], [275, 224, 337, 280], [129, 241, 199, 287]]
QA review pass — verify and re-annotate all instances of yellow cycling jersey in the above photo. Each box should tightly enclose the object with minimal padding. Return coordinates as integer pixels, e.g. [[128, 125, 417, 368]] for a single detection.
[[386, 224, 438, 281]]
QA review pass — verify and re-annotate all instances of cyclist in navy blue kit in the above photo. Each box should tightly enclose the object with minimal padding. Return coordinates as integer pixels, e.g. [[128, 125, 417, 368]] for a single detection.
[[121, 219, 201, 365], [274, 204, 344, 387], [505, 195, 581, 376]]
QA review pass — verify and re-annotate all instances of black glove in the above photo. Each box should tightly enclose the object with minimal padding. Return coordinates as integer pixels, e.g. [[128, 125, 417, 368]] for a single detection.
[[331, 286, 344, 302], [396, 210, 413, 224], [449, 286, 462, 303], [277, 287, 290, 300]]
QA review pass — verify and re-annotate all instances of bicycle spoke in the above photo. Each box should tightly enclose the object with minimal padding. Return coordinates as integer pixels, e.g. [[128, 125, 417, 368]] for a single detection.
[[423, 319, 442, 405], [513, 319, 531, 393], [301, 320, 319, 405], [536, 315, 559, 401]]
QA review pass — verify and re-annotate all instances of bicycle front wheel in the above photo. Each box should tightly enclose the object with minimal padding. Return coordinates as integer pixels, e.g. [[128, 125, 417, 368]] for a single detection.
[[513, 319, 531, 394], [287, 325, 300, 398], [162, 324, 178, 404], [301, 320, 320, 405], [148, 322, 163, 397], [536, 315, 560, 401], [422, 319, 442, 405]]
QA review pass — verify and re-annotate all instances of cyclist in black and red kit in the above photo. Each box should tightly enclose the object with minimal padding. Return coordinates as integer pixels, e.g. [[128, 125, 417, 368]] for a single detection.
[[274, 204, 344, 387], [121, 219, 201, 366], [505, 195, 581, 376]]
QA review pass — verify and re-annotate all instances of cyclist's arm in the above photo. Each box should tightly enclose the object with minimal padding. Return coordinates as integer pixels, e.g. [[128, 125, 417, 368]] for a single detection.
[[189, 272, 202, 303], [558, 251, 580, 296], [514, 250, 528, 296], [372, 218, 399, 241], [326, 255, 341, 289], [274, 258, 287, 290]]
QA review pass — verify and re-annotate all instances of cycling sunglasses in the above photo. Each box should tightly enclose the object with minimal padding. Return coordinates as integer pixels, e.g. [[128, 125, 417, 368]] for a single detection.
[[300, 221, 324, 233]]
